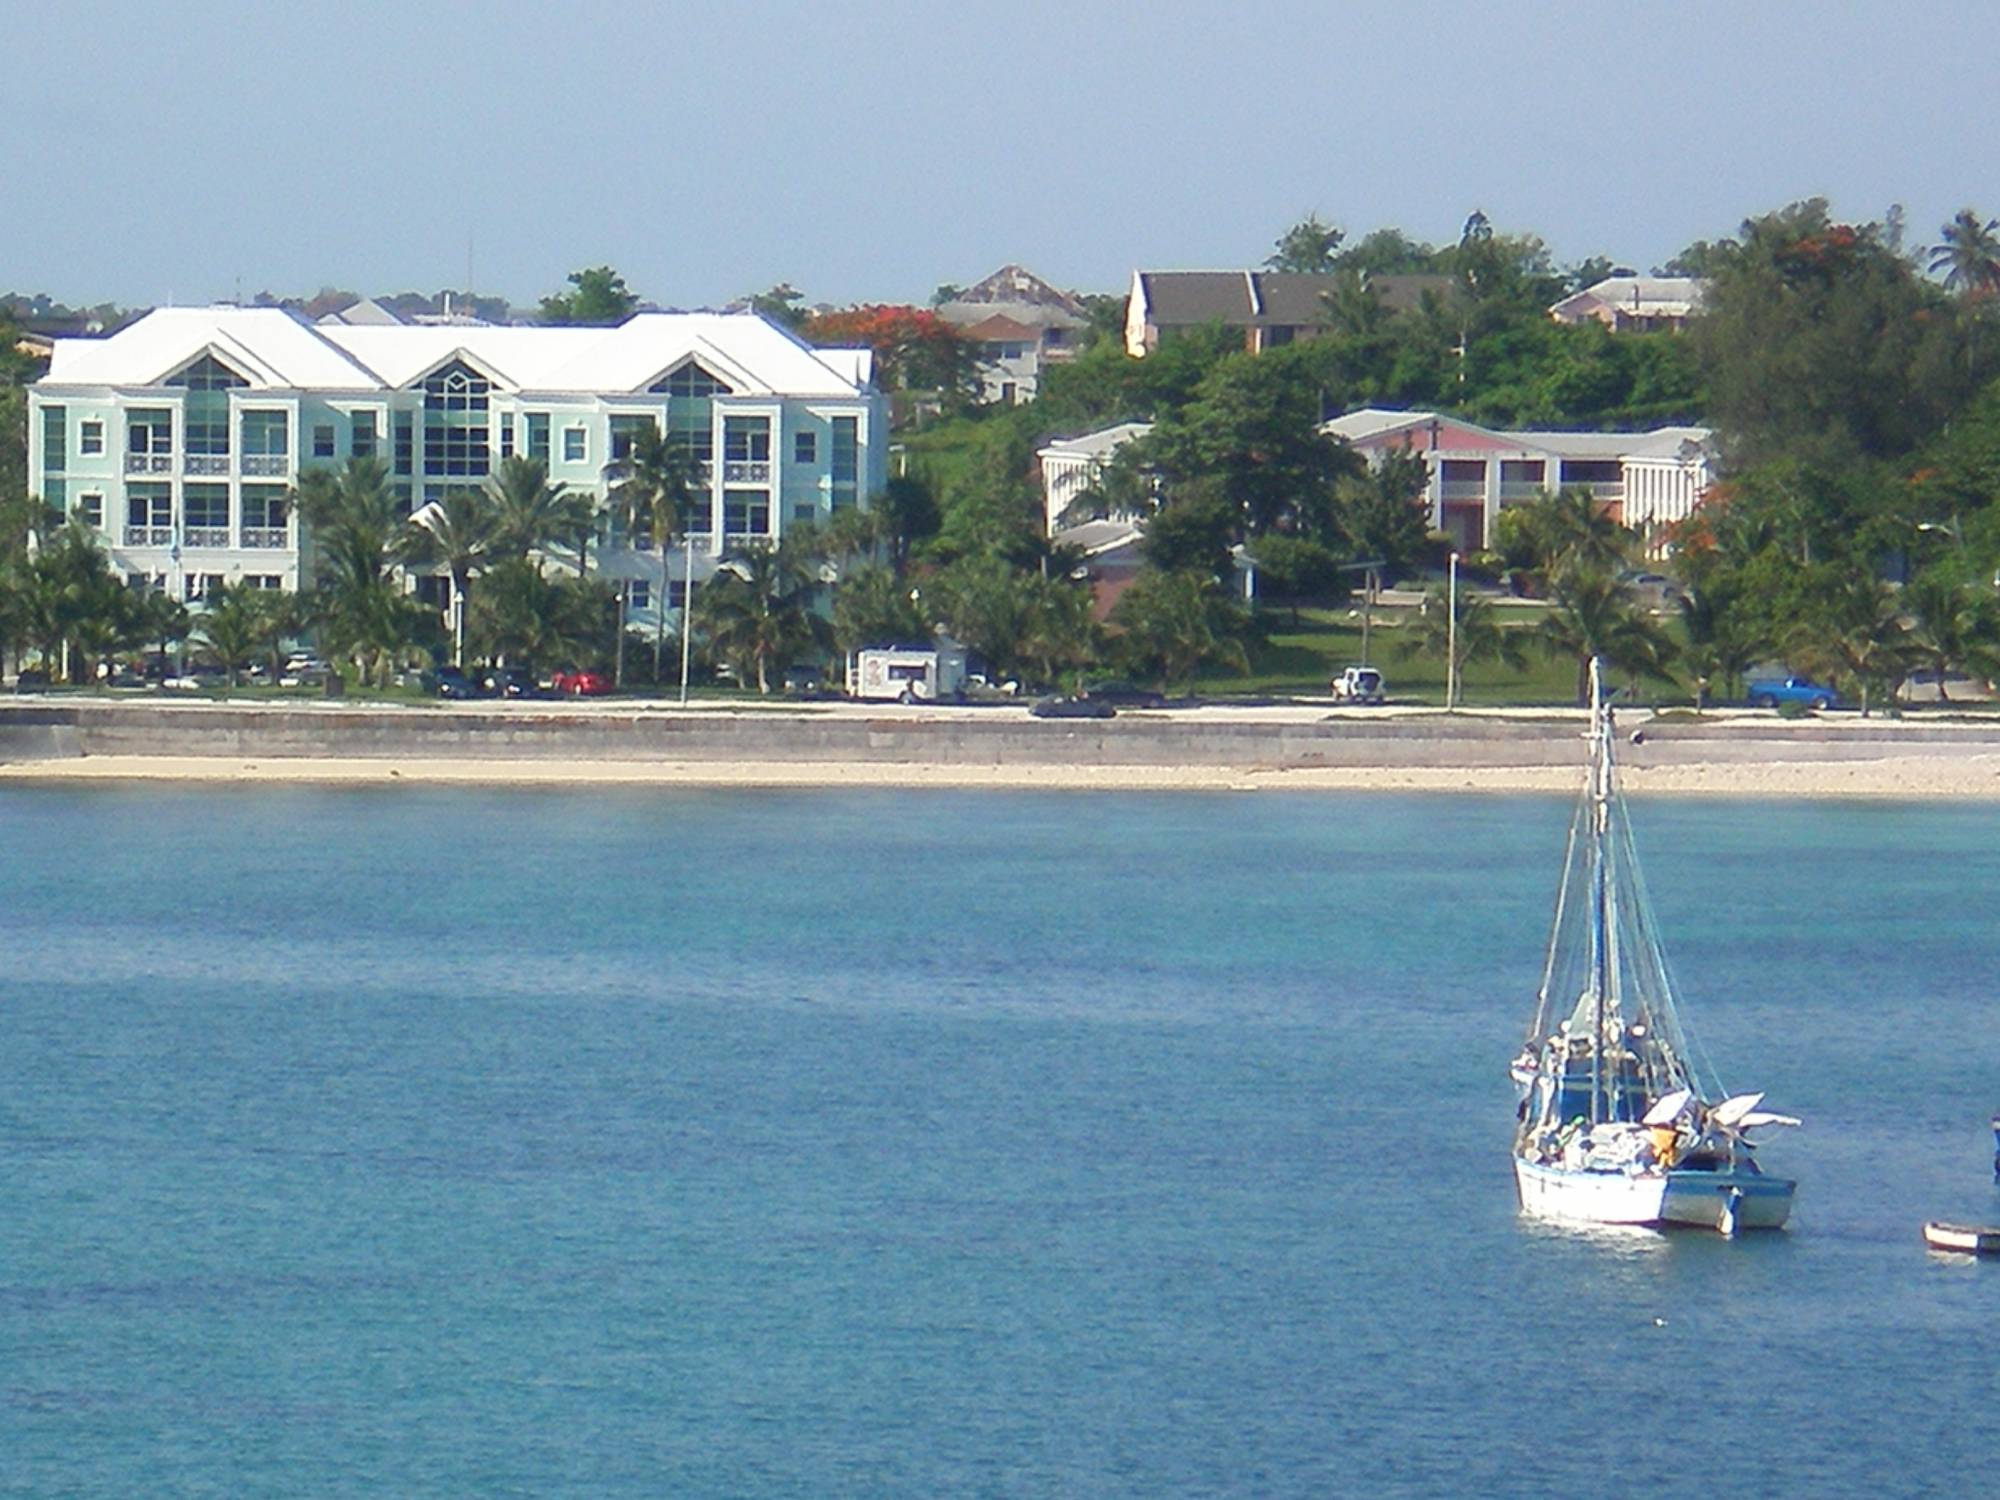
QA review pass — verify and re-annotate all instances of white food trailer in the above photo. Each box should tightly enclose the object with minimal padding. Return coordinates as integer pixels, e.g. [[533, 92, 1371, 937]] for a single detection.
[[847, 646, 969, 703]]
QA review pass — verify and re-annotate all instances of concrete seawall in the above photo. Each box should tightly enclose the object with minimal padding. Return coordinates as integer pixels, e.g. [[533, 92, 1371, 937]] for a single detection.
[[6, 699, 2000, 772]]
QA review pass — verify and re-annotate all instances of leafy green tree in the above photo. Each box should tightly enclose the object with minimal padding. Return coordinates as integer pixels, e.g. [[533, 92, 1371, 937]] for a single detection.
[[1266, 214, 1345, 273], [1249, 534, 1343, 625], [831, 562, 929, 657], [1140, 479, 1238, 581], [1673, 575, 1768, 709], [540, 266, 639, 325], [1538, 568, 1676, 704], [294, 457, 432, 684], [695, 540, 827, 693], [1016, 574, 1100, 690], [1108, 569, 1251, 691], [744, 283, 809, 330], [1334, 450, 1431, 579], [1513, 485, 1636, 582], [926, 554, 1037, 680]]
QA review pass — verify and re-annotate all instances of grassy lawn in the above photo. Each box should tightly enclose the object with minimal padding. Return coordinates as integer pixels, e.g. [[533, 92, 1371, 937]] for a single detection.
[[1195, 603, 1691, 706]]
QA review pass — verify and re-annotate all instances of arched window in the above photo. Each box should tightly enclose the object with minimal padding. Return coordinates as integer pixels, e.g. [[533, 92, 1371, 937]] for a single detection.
[[422, 360, 491, 477]]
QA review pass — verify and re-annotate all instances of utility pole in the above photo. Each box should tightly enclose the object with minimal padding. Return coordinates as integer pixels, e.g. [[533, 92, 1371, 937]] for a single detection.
[[1446, 551, 1460, 712]]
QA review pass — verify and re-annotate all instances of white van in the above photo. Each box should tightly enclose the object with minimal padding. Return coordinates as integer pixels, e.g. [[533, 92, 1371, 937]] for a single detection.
[[847, 646, 969, 703]]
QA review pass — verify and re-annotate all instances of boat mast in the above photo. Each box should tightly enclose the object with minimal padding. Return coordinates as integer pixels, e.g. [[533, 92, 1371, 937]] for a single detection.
[[1588, 657, 1611, 1125]]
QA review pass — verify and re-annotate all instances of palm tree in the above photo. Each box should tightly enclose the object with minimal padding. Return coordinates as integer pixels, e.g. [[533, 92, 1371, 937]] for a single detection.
[[487, 455, 592, 573], [608, 425, 707, 683], [1521, 485, 1635, 583], [695, 540, 828, 694], [1897, 575, 1996, 705], [1538, 568, 1676, 705], [1017, 574, 1100, 692], [1397, 586, 1527, 693], [194, 581, 267, 686], [1107, 569, 1251, 692], [1929, 209, 2000, 297], [1675, 577, 1767, 709], [1788, 578, 1913, 717], [293, 457, 427, 685], [467, 556, 611, 668], [408, 486, 498, 666]]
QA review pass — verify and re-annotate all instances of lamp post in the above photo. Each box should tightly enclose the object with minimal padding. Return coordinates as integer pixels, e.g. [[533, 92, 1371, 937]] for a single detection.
[[1446, 550, 1460, 712], [678, 528, 696, 706]]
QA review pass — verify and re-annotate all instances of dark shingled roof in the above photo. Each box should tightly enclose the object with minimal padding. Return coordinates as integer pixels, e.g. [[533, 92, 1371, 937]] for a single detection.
[[1138, 271, 1451, 328]]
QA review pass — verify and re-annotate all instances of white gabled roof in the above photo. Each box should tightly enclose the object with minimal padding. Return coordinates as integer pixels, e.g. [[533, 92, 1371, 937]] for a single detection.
[[1323, 406, 1710, 461], [1549, 275, 1705, 320], [38, 306, 876, 399], [1037, 421, 1153, 461], [43, 306, 384, 391]]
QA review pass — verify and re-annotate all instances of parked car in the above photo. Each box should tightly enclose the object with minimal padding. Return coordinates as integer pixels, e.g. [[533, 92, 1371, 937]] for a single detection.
[[1898, 669, 1998, 705], [1030, 695, 1116, 720], [479, 667, 545, 699], [427, 666, 478, 700], [1617, 570, 1688, 609], [1080, 678, 1169, 709], [12, 668, 50, 693], [551, 668, 611, 697], [1747, 675, 1839, 710], [1330, 665, 1386, 705], [279, 653, 330, 688]]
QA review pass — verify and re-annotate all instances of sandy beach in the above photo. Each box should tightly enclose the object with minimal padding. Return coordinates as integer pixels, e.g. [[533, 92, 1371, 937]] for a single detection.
[[9, 750, 2000, 797]]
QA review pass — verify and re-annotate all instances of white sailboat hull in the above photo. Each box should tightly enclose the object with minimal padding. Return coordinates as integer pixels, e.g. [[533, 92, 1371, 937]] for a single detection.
[[1514, 1158, 1794, 1232]]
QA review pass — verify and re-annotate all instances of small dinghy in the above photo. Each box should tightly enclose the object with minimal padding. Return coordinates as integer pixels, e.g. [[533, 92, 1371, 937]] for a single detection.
[[1923, 1221, 2000, 1255]]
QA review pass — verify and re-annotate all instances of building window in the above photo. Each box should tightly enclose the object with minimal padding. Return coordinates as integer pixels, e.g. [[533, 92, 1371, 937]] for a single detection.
[[393, 413, 414, 475], [668, 403, 713, 463], [422, 361, 492, 478], [79, 420, 104, 456], [652, 363, 732, 398], [241, 411, 289, 457], [723, 488, 770, 535], [167, 356, 247, 460], [185, 573, 225, 602], [126, 484, 171, 532], [497, 414, 514, 458], [1560, 459, 1623, 488], [723, 416, 771, 463], [562, 427, 586, 463], [41, 405, 66, 471], [526, 413, 551, 463], [609, 414, 655, 462], [1000, 382, 1017, 404], [43, 478, 65, 509], [247, 575, 281, 590], [629, 578, 650, 612], [78, 492, 103, 528], [791, 503, 816, 525], [830, 416, 857, 509], [682, 493, 714, 534], [793, 430, 817, 464], [242, 485, 288, 547], [313, 424, 335, 458], [351, 411, 378, 459], [183, 484, 231, 547], [128, 409, 173, 457]]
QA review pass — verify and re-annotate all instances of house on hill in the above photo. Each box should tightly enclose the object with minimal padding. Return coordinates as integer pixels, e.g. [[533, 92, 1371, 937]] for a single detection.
[[1548, 276, 1704, 333], [1323, 407, 1714, 553], [1124, 269, 1450, 357], [935, 265, 1089, 404]]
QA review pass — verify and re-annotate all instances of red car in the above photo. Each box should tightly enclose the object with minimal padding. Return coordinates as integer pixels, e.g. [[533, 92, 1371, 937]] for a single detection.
[[551, 668, 612, 697]]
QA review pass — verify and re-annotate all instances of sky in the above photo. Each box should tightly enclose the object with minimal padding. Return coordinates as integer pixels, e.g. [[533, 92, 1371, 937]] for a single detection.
[[10, 1, 1999, 312]]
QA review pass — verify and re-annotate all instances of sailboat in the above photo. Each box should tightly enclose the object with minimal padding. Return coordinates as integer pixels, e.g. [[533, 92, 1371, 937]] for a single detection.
[[1511, 658, 1798, 1235]]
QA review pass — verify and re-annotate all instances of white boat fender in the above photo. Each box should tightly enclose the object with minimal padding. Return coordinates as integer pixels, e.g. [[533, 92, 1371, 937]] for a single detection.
[[1719, 1186, 1744, 1237]]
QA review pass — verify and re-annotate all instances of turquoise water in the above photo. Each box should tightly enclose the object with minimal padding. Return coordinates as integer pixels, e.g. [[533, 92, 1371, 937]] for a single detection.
[[4, 786, 1999, 1496]]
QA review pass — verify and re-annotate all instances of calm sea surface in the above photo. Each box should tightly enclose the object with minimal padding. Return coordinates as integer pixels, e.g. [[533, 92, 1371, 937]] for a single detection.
[[4, 785, 2000, 1496]]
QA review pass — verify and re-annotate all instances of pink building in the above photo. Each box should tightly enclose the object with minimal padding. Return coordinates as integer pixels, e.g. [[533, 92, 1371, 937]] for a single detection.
[[1322, 408, 1714, 553]]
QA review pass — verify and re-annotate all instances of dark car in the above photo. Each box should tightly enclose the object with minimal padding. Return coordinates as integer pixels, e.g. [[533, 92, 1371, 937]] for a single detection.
[[1030, 695, 1116, 720], [479, 667, 545, 699], [12, 668, 50, 693], [428, 666, 478, 700], [1080, 679, 1169, 709]]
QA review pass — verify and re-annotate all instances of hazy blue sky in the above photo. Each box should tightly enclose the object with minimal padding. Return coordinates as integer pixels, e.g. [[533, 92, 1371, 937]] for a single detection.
[[11, 1, 1996, 310]]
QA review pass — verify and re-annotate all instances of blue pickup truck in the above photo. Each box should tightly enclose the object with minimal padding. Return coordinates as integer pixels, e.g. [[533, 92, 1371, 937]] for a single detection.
[[1747, 675, 1839, 710]]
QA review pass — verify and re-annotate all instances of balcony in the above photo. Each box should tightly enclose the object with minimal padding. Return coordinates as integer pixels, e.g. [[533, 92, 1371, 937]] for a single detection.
[[123, 525, 174, 547], [241, 526, 289, 549], [184, 526, 231, 548], [125, 453, 173, 475], [722, 460, 770, 483], [1438, 479, 1487, 502], [241, 454, 289, 477], [184, 454, 230, 476]]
